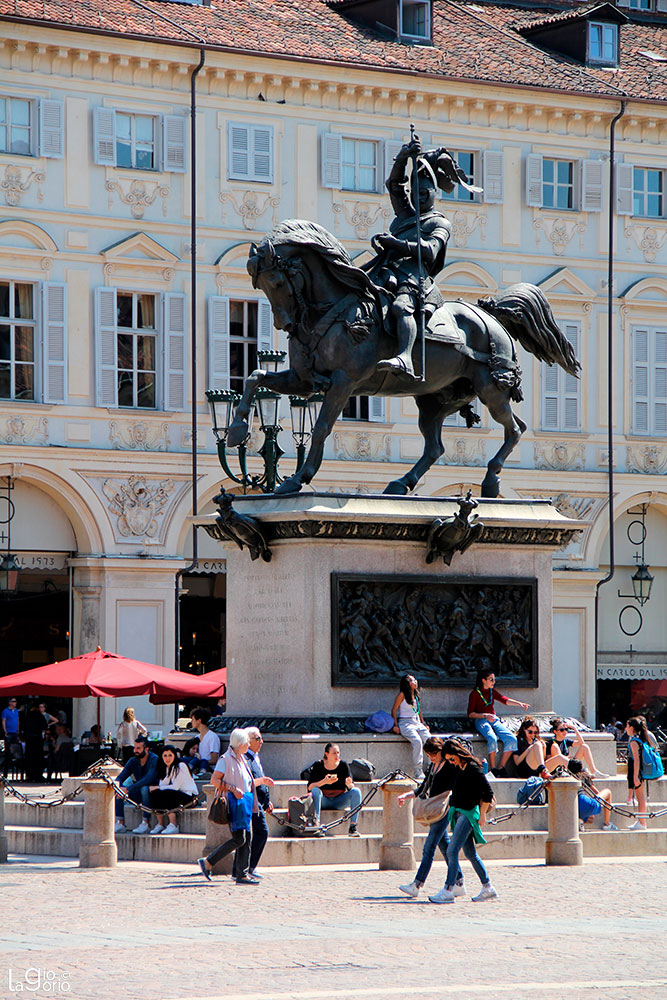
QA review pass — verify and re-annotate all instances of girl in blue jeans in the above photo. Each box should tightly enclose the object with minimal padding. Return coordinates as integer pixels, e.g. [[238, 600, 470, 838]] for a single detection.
[[396, 737, 464, 898], [429, 738, 498, 904], [467, 668, 529, 775]]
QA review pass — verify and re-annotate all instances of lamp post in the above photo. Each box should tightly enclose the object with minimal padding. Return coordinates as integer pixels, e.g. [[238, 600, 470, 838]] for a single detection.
[[206, 351, 323, 494], [0, 477, 19, 596]]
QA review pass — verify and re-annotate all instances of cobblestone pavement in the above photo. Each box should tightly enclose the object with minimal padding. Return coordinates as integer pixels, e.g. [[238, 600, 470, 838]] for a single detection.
[[2, 854, 667, 1000]]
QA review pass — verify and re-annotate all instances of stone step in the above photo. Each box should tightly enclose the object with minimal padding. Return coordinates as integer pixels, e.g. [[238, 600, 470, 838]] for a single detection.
[[7, 823, 667, 866]]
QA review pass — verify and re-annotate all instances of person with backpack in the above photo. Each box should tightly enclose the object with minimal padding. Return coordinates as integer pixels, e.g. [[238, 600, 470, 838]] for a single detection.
[[626, 716, 664, 830]]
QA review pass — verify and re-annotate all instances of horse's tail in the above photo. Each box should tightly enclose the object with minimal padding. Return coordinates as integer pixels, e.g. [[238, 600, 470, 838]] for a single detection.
[[477, 283, 581, 377]]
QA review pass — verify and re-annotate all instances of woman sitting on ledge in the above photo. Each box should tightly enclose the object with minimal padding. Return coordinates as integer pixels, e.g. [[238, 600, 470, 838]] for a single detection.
[[513, 718, 569, 781], [467, 669, 529, 776], [392, 673, 430, 782], [546, 718, 608, 778]]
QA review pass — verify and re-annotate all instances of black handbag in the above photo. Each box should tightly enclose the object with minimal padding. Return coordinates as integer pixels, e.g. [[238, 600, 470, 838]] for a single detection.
[[208, 791, 229, 826], [350, 758, 376, 781]]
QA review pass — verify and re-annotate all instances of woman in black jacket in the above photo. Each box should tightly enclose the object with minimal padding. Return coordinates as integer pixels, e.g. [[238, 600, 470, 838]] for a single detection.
[[429, 738, 497, 905], [395, 737, 464, 898]]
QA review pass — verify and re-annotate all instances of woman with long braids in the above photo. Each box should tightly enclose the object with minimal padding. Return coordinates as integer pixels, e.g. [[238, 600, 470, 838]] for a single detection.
[[429, 738, 497, 904], [392, 673, 430, 781], [467, 668, 528, 775]]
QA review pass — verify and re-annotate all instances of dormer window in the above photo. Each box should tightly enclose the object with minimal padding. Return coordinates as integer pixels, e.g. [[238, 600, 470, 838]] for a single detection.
[[589, 21, 618, 65], [400, 0, 431, 40]]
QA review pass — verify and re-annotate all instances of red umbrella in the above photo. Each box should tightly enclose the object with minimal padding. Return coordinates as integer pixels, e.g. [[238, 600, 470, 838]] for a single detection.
[[0, 648, 227, 733]]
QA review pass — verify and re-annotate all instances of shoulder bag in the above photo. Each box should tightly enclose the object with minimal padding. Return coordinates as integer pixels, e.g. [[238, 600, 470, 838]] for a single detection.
[[413, 790, 450, 827]]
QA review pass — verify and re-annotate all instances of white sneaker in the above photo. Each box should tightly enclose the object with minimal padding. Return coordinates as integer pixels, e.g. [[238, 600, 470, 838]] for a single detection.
[[629, 820, 647, 831], [150, 823, 165, 835], [593, 771, 610, 779], [429, 887, 455, 904], [161, 823, 179, 835], [114, 821, 126, 834], [132, 821, 150, 834], [399, 881, 420, 897], [602, 822, 618, 831], [472, 884, 498, 902], [452, 882, 466, 897]]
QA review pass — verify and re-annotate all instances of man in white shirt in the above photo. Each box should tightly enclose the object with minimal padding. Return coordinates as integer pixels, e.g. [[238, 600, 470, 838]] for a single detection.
[[190, 707, 220, 770]]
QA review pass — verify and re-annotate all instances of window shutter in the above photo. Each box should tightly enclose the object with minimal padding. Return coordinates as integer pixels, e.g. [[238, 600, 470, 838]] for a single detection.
[[633, 328, 649, 433], [94, 287, 118, 407], [657, 0, 667, 12], [581, 159, 604, 212], [163, 292, 187, 411], [654, 330, 667, 435], [321, 131, 342, 189], [563, 323, 580, 430], [41, 282, 67, 403], [207, 296, 230, 391], [526, 153, 543, 208], [369, 395, 385, 422], [384, 139, 404, 188], [38, 100, 64, 159], [542, 364, 559, 430], [616, 162, 634, 216], [482, 149, 504, 204], [252, 126, 273, 182], [616, 0, 630, 6], [258, 299, 274, 354], [229, 122, 250, 179], [162, 114, 186, 173], [93, 107, 116, 166]]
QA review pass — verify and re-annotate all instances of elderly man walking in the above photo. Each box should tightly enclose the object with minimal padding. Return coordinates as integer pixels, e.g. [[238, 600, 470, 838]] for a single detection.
[[233, 726, 274, 879]]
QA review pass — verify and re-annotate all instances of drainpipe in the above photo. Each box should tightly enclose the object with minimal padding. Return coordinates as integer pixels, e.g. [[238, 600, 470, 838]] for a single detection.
[[174, 48, 206, 700], [594, 99, 626, 724]]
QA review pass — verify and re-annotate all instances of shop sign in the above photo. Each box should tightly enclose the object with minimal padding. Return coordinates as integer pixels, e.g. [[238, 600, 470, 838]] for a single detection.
[[597, 665, 667, 681], [191, 560, 226, 574], [15, 552, 69, 571]]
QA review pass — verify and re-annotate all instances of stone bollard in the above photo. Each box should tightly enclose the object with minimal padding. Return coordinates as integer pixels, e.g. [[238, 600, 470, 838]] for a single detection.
[[203, 784, 233, 875], [545, 775, 583, 866], [79, 779, 117, 869], [379, 779, 416, 871], [0, 780, 8, 863]]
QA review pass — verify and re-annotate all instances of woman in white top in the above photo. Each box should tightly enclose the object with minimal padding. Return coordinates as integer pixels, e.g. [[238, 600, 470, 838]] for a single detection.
[[392, 673, 430, 781], [149, 745, 198, 835], [116, 707, 148, 762]]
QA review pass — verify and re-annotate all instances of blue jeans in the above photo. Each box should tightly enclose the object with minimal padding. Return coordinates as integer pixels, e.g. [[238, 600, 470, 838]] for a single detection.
[[115, 783, 151, 820], [474, 718, 517, 755], [415, 814, 462, 886], [311, 785, 362, 823], [445, 813, 490, 889]]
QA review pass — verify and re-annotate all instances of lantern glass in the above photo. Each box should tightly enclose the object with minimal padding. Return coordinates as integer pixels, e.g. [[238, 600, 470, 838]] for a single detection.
[[206, 389, 239, 441], [0, 553, 20, 594], [257, 350, 286, 374], [307, 393, 324, 433], [289, 396, 308, 444], [255, 387, 281, 429], [631, 563, 654, 605]]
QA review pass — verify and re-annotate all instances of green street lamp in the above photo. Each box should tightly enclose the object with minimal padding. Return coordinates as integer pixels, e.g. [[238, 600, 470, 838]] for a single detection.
[[206, 351, 323, 494], [631, 562, 654, 606]]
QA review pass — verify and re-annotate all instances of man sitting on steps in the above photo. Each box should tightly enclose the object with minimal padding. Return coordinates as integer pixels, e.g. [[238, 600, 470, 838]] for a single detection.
[[114, 735, 159, 835], [306, 743, 362, 837]]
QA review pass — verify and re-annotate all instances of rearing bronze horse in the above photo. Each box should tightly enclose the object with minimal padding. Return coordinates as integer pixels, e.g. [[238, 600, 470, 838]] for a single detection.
[[227, 219, 580, 498]]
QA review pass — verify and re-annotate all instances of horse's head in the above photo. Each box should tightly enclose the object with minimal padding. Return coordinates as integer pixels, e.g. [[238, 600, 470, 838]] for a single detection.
[[248, 240, 303, 334]]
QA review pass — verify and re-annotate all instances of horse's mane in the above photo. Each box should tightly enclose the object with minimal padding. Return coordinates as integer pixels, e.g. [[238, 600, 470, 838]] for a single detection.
[[262, 219, 354, 264]]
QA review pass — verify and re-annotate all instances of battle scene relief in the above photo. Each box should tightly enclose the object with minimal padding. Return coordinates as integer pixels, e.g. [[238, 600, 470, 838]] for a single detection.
[[332, 575, 537, 687]]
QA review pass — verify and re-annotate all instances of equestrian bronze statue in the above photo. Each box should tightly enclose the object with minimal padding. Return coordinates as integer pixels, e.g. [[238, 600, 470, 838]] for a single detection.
[[227, 137, 580, 498]]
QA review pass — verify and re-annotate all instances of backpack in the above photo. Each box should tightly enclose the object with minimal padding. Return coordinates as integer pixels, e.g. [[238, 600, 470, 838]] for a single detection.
[[636, 737, 664, 781], [287, 794, 320, 835], [300, 760, 319, 783], [364, 711, 394, 733], [349, 758, 376, 781], [516, 776, 545, 806]]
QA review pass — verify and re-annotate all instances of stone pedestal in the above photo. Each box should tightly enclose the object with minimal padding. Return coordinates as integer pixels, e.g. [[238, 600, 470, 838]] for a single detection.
[[379, 779, 416, 871], [545, 775, 583, 866], [193, 494, 581, 722], [79, 779, 117, 869], [203, 783, 233, 875], [0, 781, 8, 863]]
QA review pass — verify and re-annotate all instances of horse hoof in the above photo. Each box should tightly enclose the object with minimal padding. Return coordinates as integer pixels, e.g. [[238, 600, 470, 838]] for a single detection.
[[227, 421, 248, 449], [383, 480, 411, 496], [274, 476, 303, 496], [481, 472, 500, 498]]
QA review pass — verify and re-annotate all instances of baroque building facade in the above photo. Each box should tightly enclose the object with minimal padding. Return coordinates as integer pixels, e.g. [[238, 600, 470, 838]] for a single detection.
[[0, 0, 666, 735]]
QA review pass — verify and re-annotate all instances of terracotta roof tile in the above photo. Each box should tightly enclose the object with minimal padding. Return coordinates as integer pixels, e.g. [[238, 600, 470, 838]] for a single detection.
[[0, 0, 664, 102]]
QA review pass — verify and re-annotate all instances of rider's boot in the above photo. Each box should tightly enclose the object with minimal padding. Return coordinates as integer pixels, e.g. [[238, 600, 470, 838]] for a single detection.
[[377, 316, 418, 378]]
